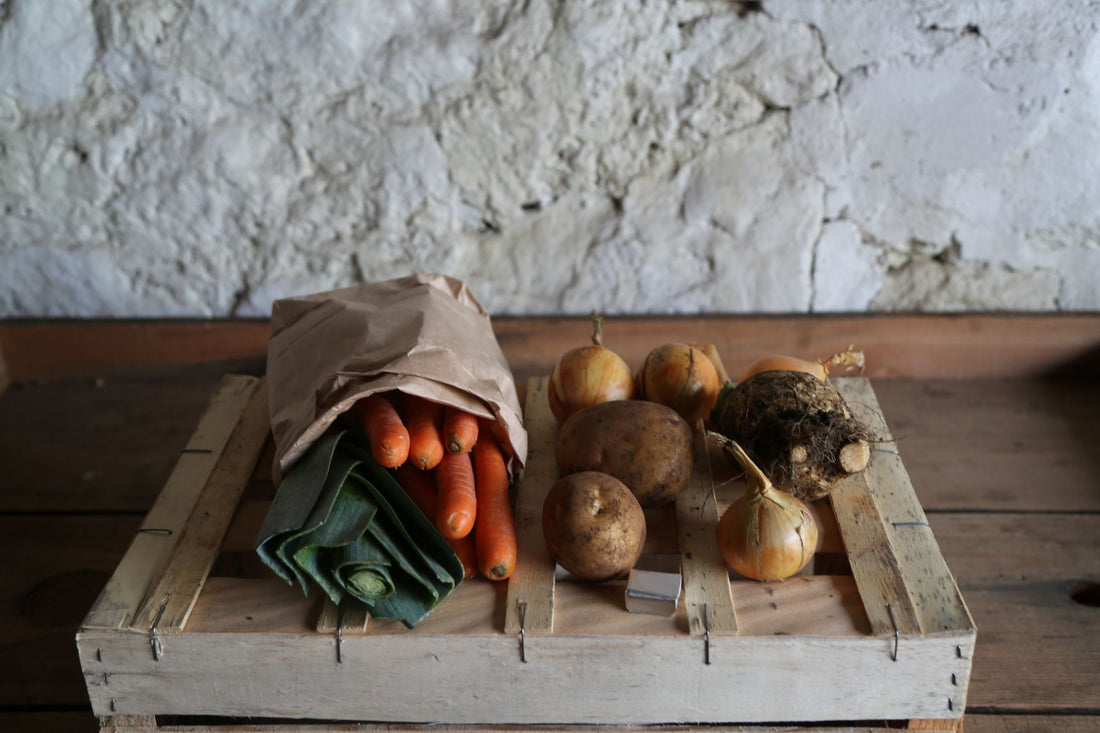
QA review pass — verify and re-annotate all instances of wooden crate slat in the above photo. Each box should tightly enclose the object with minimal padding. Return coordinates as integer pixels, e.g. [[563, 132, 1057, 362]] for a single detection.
[[81, 375, 262, 630], [316, 599, 370, 635], [833, 378, 975, 636], [78, 628, 970, 724], [130, 381, 271, 634], [503, 377, 557, 634], [676, 426, 738, 636], [98, 720, 958, 732], [830, 471, 922, 636]]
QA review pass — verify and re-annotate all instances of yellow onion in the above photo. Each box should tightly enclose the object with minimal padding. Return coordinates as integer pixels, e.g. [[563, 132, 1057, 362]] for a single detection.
[[737, 346, 865, 384], [714, 436, 818, 581], [636, 342, 721, 424], [548, 312, 634, 422]]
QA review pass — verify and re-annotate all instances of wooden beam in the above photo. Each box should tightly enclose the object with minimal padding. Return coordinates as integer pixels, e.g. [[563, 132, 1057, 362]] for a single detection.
[[1, 314, 1098, 384]]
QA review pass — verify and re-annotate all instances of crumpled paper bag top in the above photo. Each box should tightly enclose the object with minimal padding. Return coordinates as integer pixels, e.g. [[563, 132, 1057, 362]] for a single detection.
[[266, 273, 527, 483]]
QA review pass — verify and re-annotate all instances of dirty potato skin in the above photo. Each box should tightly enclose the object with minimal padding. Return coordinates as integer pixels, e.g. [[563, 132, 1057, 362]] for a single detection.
[[555, 400, 694, 507], [542, 472, 646, 581]]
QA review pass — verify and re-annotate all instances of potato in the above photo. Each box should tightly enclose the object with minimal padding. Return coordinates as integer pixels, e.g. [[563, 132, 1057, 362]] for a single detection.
[[555, 399, 694, 507], [541, 471, 646, 581]]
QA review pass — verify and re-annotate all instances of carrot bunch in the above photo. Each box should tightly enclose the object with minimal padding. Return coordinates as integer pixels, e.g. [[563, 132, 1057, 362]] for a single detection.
[[352, 393, 517, 581]]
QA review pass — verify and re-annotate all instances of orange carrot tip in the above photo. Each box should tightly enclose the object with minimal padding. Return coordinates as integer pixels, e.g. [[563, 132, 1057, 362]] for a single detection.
[[443, 406, 480, 454], [355, 392, 410, 468]]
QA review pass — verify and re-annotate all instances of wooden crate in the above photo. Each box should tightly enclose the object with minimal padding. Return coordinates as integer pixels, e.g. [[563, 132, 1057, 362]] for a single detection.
[[76, 373, 975, 732]]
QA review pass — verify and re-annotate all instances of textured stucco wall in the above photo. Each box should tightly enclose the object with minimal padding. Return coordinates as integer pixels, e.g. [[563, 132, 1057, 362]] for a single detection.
[[1, 0, 1098, 317]]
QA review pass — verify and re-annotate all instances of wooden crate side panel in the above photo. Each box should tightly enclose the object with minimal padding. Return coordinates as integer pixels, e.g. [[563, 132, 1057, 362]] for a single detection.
[[81, 375, 262, 630], [96, 719, 958, 732], [77, 630, 971, 725], [833, 378, 975, 636], [97, 720, 958, 732], [503, 377, 557, 634], [130, 382, 271, 634]]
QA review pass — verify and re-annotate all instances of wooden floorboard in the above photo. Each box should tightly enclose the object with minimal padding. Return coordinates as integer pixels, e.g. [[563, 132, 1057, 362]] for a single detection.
[[0, 359, 264, 513], [963, 714, 1100, 732], [0, 515, 141, 707], [873, 378, 1100, 512], [930, 513, 1100, 710]]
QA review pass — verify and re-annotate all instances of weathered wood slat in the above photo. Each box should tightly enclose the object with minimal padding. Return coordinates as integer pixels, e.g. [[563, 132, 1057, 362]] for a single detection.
[[81, 376, 262, 630], [76, 628, 970, 724], [676, 426, 738, 637], [315, 599, 370, 635], [503, 377, 558, 635], [3, 315, 1098, 386], [835, 378, 974, 636], [829, 472, 922, 636], [129, 382, 271, 634]]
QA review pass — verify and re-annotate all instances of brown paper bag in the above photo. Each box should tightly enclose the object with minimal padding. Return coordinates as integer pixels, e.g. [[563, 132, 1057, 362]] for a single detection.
[[266, 273, 527, 483]]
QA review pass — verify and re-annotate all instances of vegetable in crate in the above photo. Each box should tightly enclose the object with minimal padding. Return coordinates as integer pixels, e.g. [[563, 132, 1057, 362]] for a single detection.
[[635, 342, 721, 424], [555, 399, 694, 508], [548, 311, 634, 422], [542, 471, 646, 581], [256, 426, 465, 628], [714, 369, 873, 502], [714, 435, 818, 581]]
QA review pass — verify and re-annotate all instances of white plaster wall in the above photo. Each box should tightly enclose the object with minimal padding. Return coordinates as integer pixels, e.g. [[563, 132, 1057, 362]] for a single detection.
[[1, 0, 1097, 317]]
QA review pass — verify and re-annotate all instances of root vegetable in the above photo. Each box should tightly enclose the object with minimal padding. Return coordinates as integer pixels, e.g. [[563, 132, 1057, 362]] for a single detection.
[[715, 369, 874, 501], [472, 430, 517, 581], [542, 471, 646, 581], [353, 393, 410, 468], [555, 399, 694, 508], [548, 312, 634, 422]]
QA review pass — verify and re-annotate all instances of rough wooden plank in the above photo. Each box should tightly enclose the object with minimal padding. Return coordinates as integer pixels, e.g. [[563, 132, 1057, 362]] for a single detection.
[[964, 714, 1100, 733], [129, 382, 271, 634], [4, 315, 1098, 385], [834, 378, 975, 636], [315, 599, 370, 635], [83, 717, 963, 726], [0, 368, 258, 513], [676, 425, 737, 638], [930, 513, 1100, 711], [829, 473, 921, 637], [871, 378, 1100, 512], [0, 320, 271, 384], [0, 712, 99, 733], [0, 337, 9, 395], [503, 376, 557, 635], [2, 515, 141, 707], [81, 376, 262, 631], [492, 314, 1100, 382], [76, 629, 970, 724]]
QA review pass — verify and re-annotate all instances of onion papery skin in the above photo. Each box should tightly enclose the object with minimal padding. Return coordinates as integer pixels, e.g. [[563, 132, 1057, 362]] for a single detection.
[[717, 487, 819, 581], [738, 355, 827, 384], [548, 345, 635, 422], [637, 343, 721, 424]]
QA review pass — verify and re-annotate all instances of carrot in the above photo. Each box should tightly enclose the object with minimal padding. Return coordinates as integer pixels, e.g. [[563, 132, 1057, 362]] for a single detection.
[[394, 463, 437, 518], [443, 406, 479, 454], [395, 463, 477, 579], [434, 450, 477, 539], [448, 535, 479, 580], [472, 430, 517, 580], [403, 395, 445, 470], [354, 393, 409, 468]]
